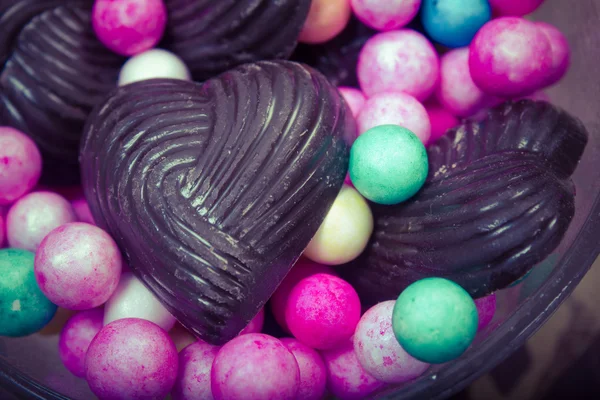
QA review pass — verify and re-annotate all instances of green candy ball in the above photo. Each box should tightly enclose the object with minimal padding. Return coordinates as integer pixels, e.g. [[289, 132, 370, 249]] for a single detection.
[[392, 277, 478, 364], [0, 248, 57, 337], [349, 125, 428, 205]]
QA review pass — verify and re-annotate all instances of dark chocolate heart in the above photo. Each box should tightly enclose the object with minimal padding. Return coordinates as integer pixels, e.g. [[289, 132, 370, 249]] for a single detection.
[[80, 61, 354, 344], [340, 100, 588, 304]]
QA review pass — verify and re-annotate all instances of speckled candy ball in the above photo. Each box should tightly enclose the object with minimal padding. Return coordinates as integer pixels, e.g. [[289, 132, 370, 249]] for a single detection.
[[350, 0, 421, 31], [285, 273, 361, 350], [58, 308, 104, 378], [349, 125, 428, 205], [392, 278, 479, 364], [239, 307, 265, 335], [425, 102, 459, 143], [354, 301, 429, 383], [34, 222, 122, 310], [488, 0, 545, 16], [85, 318, 178, 400], [280, 338, 327, 400], [338, 87, 367, 119], [0, 127, 42, 205], [299, 0, 352, 44], [475, 293, 496, 332], [357, 30, 440, 101], [92, 0, 168, 56], [536, 22, 570, 87], [172, 341, 220, 400], [211, 333, 300, 400], [469, 17, 553, 97], [0, 249, 57, 337], [118, 48, 191, 85]]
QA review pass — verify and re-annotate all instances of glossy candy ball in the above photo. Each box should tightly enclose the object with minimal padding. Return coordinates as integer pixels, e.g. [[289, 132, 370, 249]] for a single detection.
[[354, 301, 429, 383], [421, 0, 491, 48], [357, 30, 440, 101], [58, 308, 104, 378], [285, 273, 361, 350], [475, 293, 496, 332], [425, 102, 459, 143], [239, 307, 265, 335], [92, 0, 168, 56], [488, 0, 545, 16], [299, 0, 352, 44], [172, 341, 220, 400], [338, 87, 367, 119], [350, 0, 421, 31], [349, 125, 428, 205], [118, 48, 191, 85], [211, 334, 300, 400], [536, 22, 570, 87], [304, 185, 373, 265], [35, 223, 122, 310], [0, 127, 42, 205], [392, 278, 478, 364], [0, 249, 57, 337], [85, 318, 178, 400], [280, 338, 327, 400]]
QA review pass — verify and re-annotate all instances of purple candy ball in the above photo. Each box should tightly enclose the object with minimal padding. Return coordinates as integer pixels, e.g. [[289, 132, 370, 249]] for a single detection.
[[0, 127, 42, 205], [172, 341, 220, 400], [58, 308, 104, 378], [239, 307, 265, 335], [475, 293, 497, 332], [281, 338, 328, 400]]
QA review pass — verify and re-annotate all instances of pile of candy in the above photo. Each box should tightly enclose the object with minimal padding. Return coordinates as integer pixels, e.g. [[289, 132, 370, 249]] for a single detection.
[[0, 0, 590, 399]]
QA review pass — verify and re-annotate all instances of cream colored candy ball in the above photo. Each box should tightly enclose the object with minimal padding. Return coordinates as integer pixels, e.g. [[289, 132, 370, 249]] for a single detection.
[[304, 185, 374, 265], [118, 48, 191, 86]]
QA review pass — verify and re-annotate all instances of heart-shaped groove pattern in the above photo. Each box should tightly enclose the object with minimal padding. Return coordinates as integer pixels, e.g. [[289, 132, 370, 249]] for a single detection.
[[81, 61, 354, 344], [340, 100, 588, 304]]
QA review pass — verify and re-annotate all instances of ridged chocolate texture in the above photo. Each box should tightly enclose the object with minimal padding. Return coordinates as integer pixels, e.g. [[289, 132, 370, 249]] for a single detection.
[[0, 1, 124, 185], [162, 0, 311, 81], [80, 61, 354, 345], [340, 100, 588, 303]]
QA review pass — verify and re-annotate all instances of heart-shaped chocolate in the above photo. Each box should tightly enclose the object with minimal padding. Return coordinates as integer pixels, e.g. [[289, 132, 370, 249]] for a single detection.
[[340, 100, 588, 304], [80, 61, 354, 344]]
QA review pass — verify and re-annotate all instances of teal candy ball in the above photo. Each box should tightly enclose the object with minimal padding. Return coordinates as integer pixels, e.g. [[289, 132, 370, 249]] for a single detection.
[[349, 125, 428, 205], [392, 277, 478, 364], [0, 248, 57, 337]]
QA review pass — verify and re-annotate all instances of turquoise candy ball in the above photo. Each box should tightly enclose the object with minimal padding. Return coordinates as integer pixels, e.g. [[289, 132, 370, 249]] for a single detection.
[[392, 277, 478, 364], [349, 125, 428, 205], [0, 249, 57, 337]]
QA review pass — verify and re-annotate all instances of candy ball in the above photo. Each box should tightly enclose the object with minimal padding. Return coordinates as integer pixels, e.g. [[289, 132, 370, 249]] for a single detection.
[[421, 0, 491, 48], [35, 223, 122, 310], [357, 30, 440, 101], [354, 301, 429, 383], [536, 22, 570, 87], [425, 102, 459, 144], [104, 271, 176, 331], [85, 318, 178, 400], [304, 185, 373, 265], [172, 341, 220, 400], [469, 17, 552, 97], [338, 87, 367, 119], [239, 307, 265, 335], [357, 92, 431, 144], [58, 308, 104, 378], [169, 323, 198, 352], [92, 0, 168, 56], [118, 48, 191, 85], [350, 0, 421, 31], [0, 127, 42, 205], [6, 191, 77, 252], [488, 0, 545, 16], [280, 338, 327, 400], [0, 212, 5, 248], [321, 338, 385, 400], [299, 0, 352, 44], [349, 125, 428, 205], [285, 273, 361, 350], [392, 277, 478, 364], [475, 293, 496, 332], [0, 249, 57, 337], [211, 333, 300, 400]]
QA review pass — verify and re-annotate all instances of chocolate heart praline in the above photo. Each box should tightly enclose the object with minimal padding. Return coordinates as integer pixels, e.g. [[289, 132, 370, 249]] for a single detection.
[[80, 61, 355, 344]]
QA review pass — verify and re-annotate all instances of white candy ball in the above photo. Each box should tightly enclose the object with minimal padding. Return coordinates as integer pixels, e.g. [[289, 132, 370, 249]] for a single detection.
[[104, 271, 177, 331], [304, 185, 374, 265], [118, 48, 191, 86]]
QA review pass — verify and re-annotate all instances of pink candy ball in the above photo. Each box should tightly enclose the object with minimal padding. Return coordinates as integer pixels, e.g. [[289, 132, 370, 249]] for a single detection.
[[0, 127, 41, 205], [354, 301, 429, 383], [357, 92, 431, 144], [34, 222, 122, 310], [0, 212, 5, 248], [321, 338, 385, 400], [172, 341, 220, 400], [92, 0, 167, 56], [358, 29, 439, 101], [475, 293, 497, 332], [488, 0, 544, 16], [536, 22, 570, 87], [350, 0, 421, 31], [338, 87, 367, 119], [280, 338, 327, 400], [285, 273, 361, 350], [211, 333, 300, 400], [239, 307, 265, 335], [7, 191, 77, 252], [469, 17, 552, 98], [58, 308, 104, 378], [425, 102, 459, 144], [85, 318, 178, 400]]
